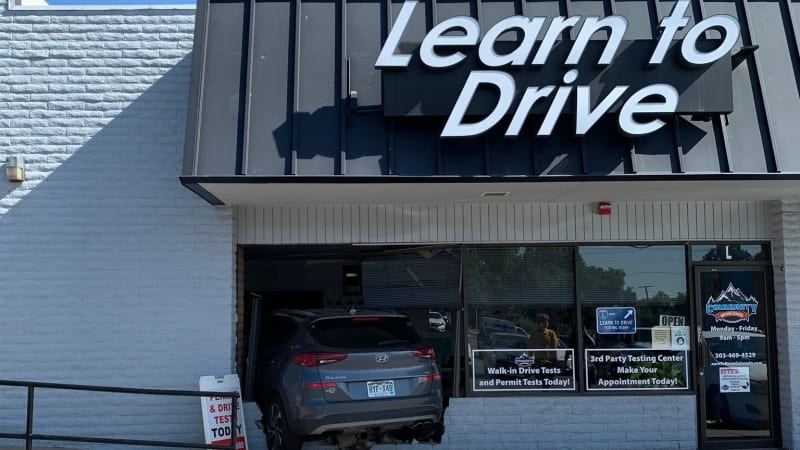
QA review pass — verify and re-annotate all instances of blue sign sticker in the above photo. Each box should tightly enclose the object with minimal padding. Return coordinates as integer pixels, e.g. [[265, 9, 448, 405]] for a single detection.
[[596, 307, 637, 334]]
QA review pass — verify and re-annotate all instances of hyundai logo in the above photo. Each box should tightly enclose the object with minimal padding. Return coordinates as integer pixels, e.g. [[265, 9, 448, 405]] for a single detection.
[[375, 354, 389, 364]]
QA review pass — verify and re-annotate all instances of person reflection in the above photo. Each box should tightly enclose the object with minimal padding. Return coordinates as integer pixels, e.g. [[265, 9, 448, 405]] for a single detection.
[[529, 313, 559, 364]]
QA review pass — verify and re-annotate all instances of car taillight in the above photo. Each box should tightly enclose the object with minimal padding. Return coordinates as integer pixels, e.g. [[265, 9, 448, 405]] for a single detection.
[[412, 346, 436, 360], [305, 382, 338, 389], [420, 374, 441, 382], [292, 352, 348, 367]]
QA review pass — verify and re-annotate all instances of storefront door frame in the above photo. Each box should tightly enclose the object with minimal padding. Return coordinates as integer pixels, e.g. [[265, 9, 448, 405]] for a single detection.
[[692, 263, 780, 450]]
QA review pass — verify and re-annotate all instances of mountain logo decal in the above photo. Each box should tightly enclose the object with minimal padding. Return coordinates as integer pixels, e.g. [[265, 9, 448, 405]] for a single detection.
[[705, 282, 758, 324]]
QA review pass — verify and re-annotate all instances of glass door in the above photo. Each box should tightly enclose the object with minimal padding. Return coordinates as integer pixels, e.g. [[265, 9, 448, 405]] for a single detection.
[[695, 267, 778, 449]]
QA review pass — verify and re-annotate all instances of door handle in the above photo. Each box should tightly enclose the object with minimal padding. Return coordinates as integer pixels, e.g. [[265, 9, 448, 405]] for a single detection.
[[697, 326, 709, 368]]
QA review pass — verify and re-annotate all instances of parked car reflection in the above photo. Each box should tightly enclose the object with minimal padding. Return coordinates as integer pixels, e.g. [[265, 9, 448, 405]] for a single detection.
[[703, 331, 770, 435], [428, 311, 446, 332]]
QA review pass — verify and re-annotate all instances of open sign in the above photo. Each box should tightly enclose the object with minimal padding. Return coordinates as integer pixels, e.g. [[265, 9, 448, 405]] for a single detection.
[[659, 315, 686, 326]]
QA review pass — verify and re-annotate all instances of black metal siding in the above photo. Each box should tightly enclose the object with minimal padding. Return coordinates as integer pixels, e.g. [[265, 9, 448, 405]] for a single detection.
[[184, 0, 800, 178]]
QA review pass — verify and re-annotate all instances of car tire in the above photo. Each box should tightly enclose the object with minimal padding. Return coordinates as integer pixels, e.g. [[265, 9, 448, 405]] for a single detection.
[[266, 396, 302, 450]]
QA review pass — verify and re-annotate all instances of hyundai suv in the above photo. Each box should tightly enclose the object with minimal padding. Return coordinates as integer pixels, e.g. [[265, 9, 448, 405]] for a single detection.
[[253, 309, 444, 450]]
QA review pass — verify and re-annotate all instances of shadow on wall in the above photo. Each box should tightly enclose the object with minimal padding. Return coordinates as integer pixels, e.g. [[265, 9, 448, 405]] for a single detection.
[[255, 40, 716, 176], [0, 54, 236, 446], [257, 42, 715, 175]]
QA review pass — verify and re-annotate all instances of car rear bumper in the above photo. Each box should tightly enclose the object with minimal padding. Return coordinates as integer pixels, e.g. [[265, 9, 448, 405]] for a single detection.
[[291, 396, 443, 436], [306, 413, 440, 435]]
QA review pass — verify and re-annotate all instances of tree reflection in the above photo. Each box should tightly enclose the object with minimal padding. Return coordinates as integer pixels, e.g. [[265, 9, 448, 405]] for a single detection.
[[701, 245, 756, 261]]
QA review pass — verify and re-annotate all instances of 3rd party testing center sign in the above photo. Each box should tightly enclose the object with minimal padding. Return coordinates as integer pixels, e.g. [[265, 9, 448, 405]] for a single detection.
[[200, 375, 248, 450]]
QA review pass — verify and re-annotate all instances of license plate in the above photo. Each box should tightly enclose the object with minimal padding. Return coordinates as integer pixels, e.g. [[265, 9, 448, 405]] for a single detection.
[[366, 380, 396, 398]]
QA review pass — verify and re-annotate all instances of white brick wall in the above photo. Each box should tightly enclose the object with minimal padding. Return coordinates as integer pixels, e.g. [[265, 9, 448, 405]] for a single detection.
[[770, 198, 800, 450], [433, 396, 696, 450], [1, 1, 797, 448], [0, 2, 237, 447]]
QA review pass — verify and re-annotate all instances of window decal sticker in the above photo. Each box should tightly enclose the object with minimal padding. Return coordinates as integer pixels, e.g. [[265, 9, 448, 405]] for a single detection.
[[705, 283, 758, 324]]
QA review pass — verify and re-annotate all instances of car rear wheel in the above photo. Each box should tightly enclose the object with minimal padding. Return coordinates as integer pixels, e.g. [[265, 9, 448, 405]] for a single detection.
[[266, 396, 302, 450]]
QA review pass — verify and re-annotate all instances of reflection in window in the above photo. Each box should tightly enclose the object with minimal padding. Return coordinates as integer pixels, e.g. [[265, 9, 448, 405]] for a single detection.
[[691, 244, 768, 262], [470, 307, 575, 391], [579, 246, 690, 391], [393, 308, 460, 399], [362, 248, 461, 309], [361, 249, 463, 399], [464, 247, 574, 305], [464, 247, 576, 392]]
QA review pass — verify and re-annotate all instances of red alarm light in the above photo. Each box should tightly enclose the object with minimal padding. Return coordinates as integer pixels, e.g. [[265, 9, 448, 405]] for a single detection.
[[597, 202, 612, 216]]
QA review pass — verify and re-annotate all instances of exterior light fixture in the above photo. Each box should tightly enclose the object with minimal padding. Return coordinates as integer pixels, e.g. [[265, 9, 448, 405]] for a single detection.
[[5, 156, 25, 182]]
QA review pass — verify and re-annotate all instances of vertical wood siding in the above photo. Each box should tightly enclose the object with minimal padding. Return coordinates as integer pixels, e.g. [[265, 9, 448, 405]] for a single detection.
[[237, 201, 769, 244]]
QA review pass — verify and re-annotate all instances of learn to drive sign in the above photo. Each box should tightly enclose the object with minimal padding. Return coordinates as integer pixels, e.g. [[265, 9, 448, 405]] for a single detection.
[[200, 375, 248, 450], [596, 307, 637, 334], [376, 0, 740, 138]]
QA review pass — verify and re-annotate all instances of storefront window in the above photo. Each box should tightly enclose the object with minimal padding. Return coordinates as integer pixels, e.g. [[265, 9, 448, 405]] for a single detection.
[[361, 248, 462, 398], [579, 246, 690, 391], [691, 244, 769, 262], [464, 247, 576, 393]]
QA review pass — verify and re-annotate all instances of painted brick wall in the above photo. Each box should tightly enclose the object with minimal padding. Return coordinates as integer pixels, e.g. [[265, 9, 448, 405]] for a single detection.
[[436, 396, 697, 450], [0, 2, 237, 447], [770, 199, 800, 450]]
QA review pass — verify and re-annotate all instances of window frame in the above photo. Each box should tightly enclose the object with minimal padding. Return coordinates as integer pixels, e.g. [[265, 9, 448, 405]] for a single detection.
[[461, 245, 579, 395], [459, 241, 712, 397]]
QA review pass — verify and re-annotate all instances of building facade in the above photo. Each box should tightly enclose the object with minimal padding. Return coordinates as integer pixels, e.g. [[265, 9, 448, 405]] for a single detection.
[[2, 0, 800, 448]]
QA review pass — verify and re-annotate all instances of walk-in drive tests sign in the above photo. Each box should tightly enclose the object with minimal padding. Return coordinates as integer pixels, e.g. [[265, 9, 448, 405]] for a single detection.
[[596, 307, 637, 334]]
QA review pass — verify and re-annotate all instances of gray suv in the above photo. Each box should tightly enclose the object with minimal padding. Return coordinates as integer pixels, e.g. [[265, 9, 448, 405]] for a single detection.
[[254, 309, 444, 450]]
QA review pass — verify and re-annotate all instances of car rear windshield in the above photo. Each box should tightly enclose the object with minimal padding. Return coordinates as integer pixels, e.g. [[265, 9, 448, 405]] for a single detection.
[[309, 317, 422, 349]]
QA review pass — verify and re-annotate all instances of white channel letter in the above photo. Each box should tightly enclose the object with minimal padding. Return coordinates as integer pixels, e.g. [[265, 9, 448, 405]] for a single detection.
[[618, 84, 679, 135], [565, 16, 628, 66], [537, 69, 578, 136], [506, 86, 556, 136], [531, 16, 581, 66], [375, 0, 418, 68], [681, 15, 740, 65], [420, 16, 481, 69], [648, 0, 690, 65], [575, 85, 629, 135], [478, 16, 546, 67], [441, 71, 515, 137]]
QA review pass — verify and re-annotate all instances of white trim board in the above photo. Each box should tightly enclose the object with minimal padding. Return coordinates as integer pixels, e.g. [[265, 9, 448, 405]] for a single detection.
[[236, 201, 769, 245]]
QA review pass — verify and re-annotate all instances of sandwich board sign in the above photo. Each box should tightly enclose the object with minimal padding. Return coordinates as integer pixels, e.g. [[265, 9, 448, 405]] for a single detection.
[[200, 374, 248, 450]]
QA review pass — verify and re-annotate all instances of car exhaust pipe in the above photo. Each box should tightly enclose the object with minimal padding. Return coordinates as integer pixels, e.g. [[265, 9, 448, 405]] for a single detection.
[[410, 420, 434, 430]]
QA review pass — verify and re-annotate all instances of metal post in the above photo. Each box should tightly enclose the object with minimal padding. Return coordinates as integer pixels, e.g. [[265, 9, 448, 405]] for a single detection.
[[229, 395, 238, 450], [0, 380, 242, 450], [26, 386, 34, 450]]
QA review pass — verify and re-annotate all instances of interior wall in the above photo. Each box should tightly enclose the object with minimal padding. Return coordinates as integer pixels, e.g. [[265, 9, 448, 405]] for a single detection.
[[244, 259, 359, 307]]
